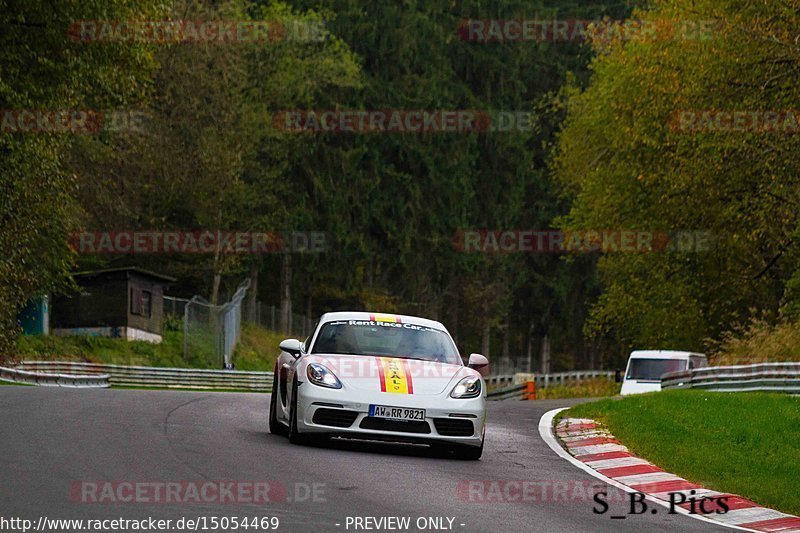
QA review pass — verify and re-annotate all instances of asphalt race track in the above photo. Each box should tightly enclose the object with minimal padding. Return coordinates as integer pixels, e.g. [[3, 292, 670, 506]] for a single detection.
[[0, 387, 728, 532]]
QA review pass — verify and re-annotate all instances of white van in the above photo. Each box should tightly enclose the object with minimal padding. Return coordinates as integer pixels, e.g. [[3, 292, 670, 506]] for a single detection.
[[620, 350, 708, 396]]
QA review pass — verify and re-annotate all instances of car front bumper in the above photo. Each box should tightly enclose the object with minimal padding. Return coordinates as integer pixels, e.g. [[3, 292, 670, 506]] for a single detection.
[[295, 380, 486, 447]]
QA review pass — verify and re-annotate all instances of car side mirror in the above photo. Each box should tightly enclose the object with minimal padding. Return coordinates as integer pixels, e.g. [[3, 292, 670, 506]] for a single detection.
[[468, 353, 490, 376], [615, 368, 622, 383], [279, 339, 303, 359]]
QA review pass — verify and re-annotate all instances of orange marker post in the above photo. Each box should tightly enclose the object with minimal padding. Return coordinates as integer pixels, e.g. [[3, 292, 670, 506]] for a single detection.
[[523, 380, 536, 400]]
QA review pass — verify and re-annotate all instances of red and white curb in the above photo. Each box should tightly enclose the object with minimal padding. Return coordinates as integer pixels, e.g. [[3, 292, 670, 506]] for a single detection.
[[539, 408, 800, 532]]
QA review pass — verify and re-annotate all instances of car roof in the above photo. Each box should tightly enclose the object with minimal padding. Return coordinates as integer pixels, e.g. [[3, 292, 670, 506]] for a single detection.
[[629, 350, 706, 360], [318, 311, 447, 331]]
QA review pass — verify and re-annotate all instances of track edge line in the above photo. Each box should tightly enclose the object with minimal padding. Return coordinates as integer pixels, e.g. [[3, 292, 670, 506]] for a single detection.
[[538, 407, 755, 532]]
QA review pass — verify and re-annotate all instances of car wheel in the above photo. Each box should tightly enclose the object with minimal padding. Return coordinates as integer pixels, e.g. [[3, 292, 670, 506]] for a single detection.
[[269, 368, 288, 436], [288, 380, 312, 445]]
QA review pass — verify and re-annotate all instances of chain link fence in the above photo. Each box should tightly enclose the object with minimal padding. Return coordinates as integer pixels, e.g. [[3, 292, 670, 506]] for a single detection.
[[182, 280, 250, 369], [167, 284, 314, 368], [163, 296, 190, 319], [254, 302, 313, 339]]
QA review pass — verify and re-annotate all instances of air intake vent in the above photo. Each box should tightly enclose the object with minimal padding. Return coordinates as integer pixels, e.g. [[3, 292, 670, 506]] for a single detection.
[[312, 408, 359, 428], [359, 417, 431, 434], [433, 418, 474, 437]]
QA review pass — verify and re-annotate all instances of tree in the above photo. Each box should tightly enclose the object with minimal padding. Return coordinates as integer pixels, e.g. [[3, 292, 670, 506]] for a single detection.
[[288, 0, 629, 365], [72, 0, 361, 310], [0, 0, 163, 359], [552, 0, 800, 358]]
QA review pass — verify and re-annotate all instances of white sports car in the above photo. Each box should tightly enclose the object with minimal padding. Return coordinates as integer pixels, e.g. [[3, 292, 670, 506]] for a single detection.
[[269, 311, 489, 459]]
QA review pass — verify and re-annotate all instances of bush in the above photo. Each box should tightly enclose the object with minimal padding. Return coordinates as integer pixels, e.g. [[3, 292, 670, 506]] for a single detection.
[[710, 318, 800, 365]]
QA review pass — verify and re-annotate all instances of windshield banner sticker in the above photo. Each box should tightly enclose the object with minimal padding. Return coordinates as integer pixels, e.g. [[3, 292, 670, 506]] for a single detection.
[[370, 313, 401, 323]]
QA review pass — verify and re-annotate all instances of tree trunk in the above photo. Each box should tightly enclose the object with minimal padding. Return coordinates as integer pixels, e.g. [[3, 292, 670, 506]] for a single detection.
[[526, 321, 535, 373], [305, 292, 313, 339], [540, 334, 551, 374], [210, 271, 221, 306], [480, 295, 491, 358], [210, 226, 222, 305], [245, 262, 259, 323], [481, 323, 490, 360], [501, 320, 510, 373], [450, 293, 459, 345], [279, 253, 292, 335]]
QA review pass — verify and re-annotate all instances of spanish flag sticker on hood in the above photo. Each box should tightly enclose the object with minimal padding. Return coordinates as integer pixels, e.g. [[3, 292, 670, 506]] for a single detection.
[[377, 357, 414, 394]]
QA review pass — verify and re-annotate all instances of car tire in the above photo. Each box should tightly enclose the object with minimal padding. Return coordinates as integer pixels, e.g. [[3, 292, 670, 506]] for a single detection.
[[269, 368, 288, 436], [288, 380, 312, 445]]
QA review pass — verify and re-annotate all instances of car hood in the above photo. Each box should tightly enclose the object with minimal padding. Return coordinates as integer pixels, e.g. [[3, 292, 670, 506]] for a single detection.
[[306, 354, 471, 396]]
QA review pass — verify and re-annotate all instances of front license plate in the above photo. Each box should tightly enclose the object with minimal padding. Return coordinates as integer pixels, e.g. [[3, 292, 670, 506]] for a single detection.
[[369, 405, 426, 421]]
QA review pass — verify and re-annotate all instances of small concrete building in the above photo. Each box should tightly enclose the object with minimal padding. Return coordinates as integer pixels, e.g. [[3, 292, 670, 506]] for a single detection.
[[51, 267, 175, 343]]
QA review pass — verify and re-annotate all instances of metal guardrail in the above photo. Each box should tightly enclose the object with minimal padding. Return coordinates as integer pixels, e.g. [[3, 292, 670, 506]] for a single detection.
[[485, 370, 614, 400], [662, 362, 800, 393], [487, 383, 526, 400], [0, 366, 110, 388], [16, 361, 273, 391], [11, 361, 616, 395], [485, 375, 516, 390], [485, 371, 614, 391]]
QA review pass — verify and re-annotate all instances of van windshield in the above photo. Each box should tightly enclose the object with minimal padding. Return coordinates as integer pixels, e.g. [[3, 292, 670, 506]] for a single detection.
[[626, 358, 687, 381]]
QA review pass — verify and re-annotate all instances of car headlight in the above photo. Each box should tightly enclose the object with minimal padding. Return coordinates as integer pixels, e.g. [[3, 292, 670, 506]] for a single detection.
[[450, 375, 482, 398], [306, 363, 342, 389]]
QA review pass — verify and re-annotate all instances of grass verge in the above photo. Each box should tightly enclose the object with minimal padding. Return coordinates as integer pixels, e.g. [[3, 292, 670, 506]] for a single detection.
[[537, 378, 620, 400], [14, 322, 283, 371], [231, 323, 286, 371], [564, 390, 800, 515]]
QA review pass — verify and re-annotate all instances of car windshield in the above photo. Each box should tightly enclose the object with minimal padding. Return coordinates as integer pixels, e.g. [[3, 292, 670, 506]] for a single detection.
[[626, 358, 688, 381], [311, 320, 461, 365]]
